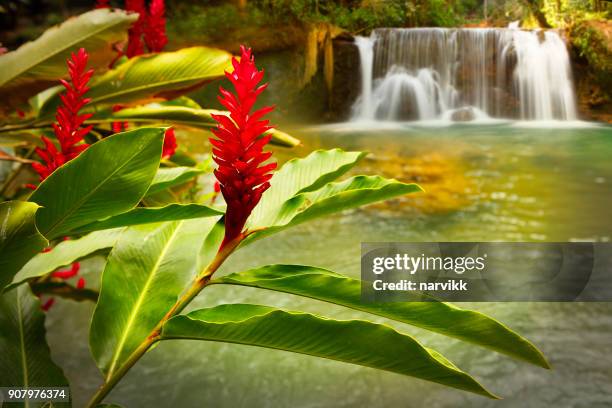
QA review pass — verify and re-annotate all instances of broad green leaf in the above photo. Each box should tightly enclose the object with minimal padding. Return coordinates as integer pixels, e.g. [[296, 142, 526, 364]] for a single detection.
[[0, 9, 137, 103], [29, 84, 62, 114], [162, 304, 497, 398], [0, 285, 69, 403], [147, 166, 205, 195], [142, 188, 179, 207], [29, 127, 165, 239], [159, 96, 202, 109], [200, 219, 225, 268], [90, 217, 220, 378], [0, 129, 41, 146], [249, 149, 366, 226], [214, 265, 550, 369], [39, 47, 233, 117], [73, 204, 223, 234], [10, 228, 123, 289], [103, 105, 220, 127], [0, 201, 47, 291], [267, 128, 301, 148], [98, 105, 301, 147], [248, 175, 422, 239]]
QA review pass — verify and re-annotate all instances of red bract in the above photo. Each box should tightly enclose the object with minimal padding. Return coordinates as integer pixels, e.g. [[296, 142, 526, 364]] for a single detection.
[[95, 0, 110, 8], [111, 104, 129, 133], [31, 136, 65, 181], [144, 0, 167, 53], [125, 0, 146, 58], [162, 128, 177, 159], [210, 45, 276, 247], [52, 262, 80, 279], [42, 298, 55, 311], [31, 48, 93, 182]]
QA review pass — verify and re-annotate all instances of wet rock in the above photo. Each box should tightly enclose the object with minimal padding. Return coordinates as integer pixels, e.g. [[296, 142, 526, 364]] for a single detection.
[[451, 107, 476, 122]]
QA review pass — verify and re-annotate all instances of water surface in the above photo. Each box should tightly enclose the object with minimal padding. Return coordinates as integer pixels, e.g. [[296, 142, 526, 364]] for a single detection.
[[47, 123, 612, 407]]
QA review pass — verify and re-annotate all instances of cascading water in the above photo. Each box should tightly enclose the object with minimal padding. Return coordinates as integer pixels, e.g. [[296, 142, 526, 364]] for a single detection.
[[351, 27, 578, 122]]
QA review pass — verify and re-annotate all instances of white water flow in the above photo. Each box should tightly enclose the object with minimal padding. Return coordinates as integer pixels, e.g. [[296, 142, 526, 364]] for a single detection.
[[351, 28, 578, 121]]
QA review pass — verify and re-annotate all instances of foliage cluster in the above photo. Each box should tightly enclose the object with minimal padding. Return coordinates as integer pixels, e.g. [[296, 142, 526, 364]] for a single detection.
[[167, 0, 487, 38], [0, 7, 550, 407]]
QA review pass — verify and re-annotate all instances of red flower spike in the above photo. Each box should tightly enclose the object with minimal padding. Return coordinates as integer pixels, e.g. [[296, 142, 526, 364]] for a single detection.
[[125, 0, 146, 58], [144, 0, 167, 53], [111, 104, 129, 133], [31, 48, 92, 183], [77, 277, 86, 289], [210, 46, 276, 248], [162, 128, 177, 159]]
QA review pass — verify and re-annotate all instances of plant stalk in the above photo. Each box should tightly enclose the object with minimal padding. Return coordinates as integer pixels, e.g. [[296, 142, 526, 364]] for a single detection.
[[85, 234, 243, 408], [0, 146, 35, 198]]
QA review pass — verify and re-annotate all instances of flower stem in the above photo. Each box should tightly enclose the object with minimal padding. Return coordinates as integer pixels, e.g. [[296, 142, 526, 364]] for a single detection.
[[85, 234, 243, 408]]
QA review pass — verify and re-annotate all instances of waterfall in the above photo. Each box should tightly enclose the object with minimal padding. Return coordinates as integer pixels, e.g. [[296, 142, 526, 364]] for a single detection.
[[351, 28, 578, 122], [353, 36, 375, 120]]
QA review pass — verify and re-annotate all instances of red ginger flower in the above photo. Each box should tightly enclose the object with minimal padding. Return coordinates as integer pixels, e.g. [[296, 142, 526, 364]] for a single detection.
[[28, 51, 91, 311], [123, 0, 167, 58], [125, 0, 146, 58], [111, 104, 129, 133], [31, 48, 93, 182], [210, 45, 276, 247], [144, 0, 167, 53], [162, 128, 177, 159]]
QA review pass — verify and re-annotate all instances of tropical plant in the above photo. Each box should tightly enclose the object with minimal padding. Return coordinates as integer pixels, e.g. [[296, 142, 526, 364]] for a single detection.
[[0, 5, 548, 407]]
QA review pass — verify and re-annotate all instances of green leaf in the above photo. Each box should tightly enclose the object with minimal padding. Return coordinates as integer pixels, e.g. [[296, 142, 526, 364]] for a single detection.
[[94, 105, 301, 147], [147, 166, 205, 195], [9, 228, 123, 289], [0, 9, 137, 103], [249, 149, 367, 226], [39, 47, 233, 117], [159, 96, 202, 109], [29, 84, 62, 114], [267, 128, 301, 148], [29, 127, 165, 239], [214, 265, 550, 369], [0, 285, 69, 403], [0, 201, 48, 291], [73, 204, 223, 234], [248, 175, 422, 239], [162, 304, 497, 398], [0, 129, 41, 146], [89, 217, 220, 378], [104, 105, 220, 127]]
